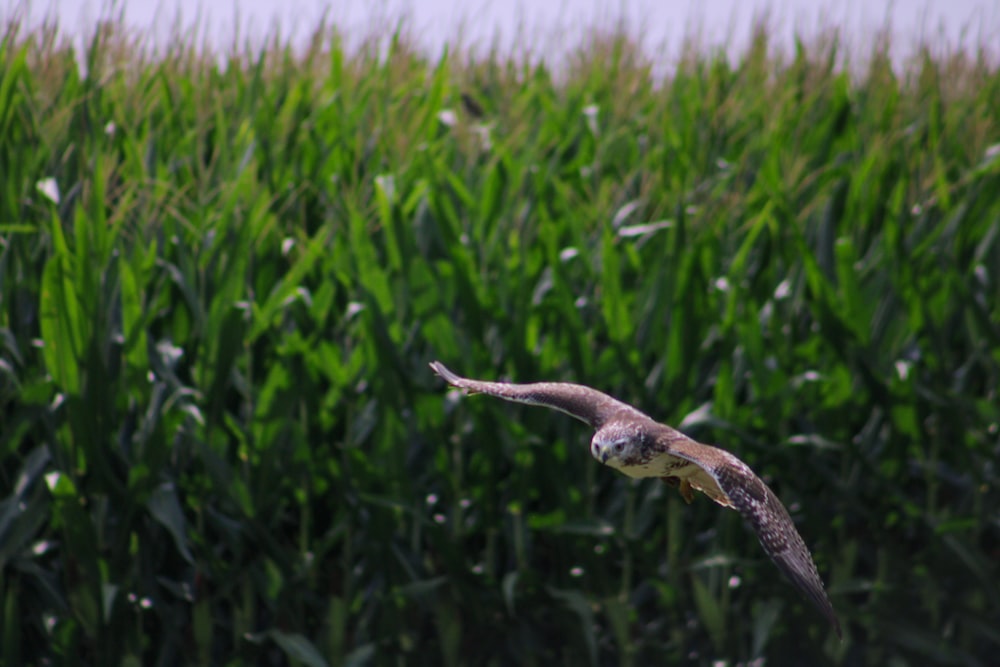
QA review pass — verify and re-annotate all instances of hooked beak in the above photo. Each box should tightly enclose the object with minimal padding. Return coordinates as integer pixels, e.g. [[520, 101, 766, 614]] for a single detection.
[[601, 451, 609, 464]]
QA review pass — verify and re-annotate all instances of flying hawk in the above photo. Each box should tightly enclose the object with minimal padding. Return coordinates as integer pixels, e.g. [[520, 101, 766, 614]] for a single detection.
[[430, 361, 841, 638]]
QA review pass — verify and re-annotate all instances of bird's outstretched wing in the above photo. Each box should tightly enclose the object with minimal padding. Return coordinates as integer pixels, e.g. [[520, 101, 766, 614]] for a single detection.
[[430, 361, 649, 428], [662, 433, 842, 638]]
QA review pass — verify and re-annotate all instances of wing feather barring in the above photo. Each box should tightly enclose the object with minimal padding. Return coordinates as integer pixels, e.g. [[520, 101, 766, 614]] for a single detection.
[[430, 361, 841, 638]]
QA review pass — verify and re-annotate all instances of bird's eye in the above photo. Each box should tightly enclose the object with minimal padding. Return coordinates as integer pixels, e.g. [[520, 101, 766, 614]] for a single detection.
[[614, 442, 625, 454]]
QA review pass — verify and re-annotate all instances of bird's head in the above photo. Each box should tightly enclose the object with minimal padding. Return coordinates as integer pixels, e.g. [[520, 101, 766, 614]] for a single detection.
[[590, 421, 642, 471]]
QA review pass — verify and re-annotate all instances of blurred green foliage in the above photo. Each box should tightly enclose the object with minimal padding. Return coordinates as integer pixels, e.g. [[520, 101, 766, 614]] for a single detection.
[[1, 15, 999, 667]]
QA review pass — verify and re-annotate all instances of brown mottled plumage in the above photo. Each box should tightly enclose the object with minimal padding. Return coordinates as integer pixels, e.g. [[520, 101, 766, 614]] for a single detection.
[[430, 361, 841, 638]]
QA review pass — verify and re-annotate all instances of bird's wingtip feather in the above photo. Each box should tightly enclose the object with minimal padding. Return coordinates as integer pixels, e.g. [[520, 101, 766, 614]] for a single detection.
[[774, 551, 841, 638], [429, 361, 463, 385]]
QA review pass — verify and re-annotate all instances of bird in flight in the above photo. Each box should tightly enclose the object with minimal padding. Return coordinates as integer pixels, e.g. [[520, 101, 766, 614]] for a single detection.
[[430, 361, 841, 638]]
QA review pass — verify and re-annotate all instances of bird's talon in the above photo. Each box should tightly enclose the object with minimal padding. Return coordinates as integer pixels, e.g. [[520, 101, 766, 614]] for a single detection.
[[679, 479, 695, 504]]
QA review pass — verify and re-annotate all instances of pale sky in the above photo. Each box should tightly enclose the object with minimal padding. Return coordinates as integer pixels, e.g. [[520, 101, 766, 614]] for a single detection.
[[5, 0, 999, 66]]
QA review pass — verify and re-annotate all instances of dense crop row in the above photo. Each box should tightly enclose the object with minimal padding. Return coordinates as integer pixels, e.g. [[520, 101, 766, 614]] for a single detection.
[[1, 17, 999, 666]]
